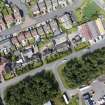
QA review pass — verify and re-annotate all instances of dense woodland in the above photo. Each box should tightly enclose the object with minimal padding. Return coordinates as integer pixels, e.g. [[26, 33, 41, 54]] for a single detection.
[[62, 47, 105, 88], [4, 71, 59, 105]]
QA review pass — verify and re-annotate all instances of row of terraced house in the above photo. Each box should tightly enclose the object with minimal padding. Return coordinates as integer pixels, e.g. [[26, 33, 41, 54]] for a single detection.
[[25, 0, 74, 16]]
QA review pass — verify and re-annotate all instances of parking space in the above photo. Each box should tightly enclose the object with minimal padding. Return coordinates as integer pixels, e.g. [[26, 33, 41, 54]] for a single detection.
[[80, 80, 105, 105]]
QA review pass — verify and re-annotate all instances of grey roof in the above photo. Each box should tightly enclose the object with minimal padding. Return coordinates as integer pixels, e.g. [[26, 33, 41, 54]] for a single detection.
[[88, 21, 100, 38], [49, 20, 61, 36], [43, 23, 52, 33], [0, 39, 12, 50]]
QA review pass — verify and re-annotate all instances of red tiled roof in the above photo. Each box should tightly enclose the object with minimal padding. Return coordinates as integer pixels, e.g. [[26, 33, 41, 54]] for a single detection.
[[11, 37, 19, 44], [17, 32, 25, 41], [4, 15, 14, 23], [24, 31, 32, 38], [79, 24, 92, 40], [31, 30, 37, 37]]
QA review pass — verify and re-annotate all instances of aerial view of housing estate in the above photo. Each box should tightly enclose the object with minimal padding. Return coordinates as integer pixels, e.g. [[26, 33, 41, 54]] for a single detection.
[[1, 0, 105, 105]]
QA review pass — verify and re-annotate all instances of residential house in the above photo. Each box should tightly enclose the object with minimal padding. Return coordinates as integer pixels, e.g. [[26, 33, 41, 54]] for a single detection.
[[78, 24, 92, 41], [30, 29, 38, 37], [24, 31, 34, 44], [43, 22, 53, 35], [0, 16, 6, 33], [42, 47, 53, 56], [11, 37, 20, 48], [49, 19, 61, 36], [45, 0, 53, 13], [67, 0, 73, 4], [17, 32, 27, 46], [52, 33, 69, 52], [0, 39, 13, 54], [32, 4, 40, 16], [58, 0, 67, 8], [78, 18, 105, 44], [58, 14, 72, 29], [87, 21, 100, 39], [38, 0, 47, 15], [4, 15, 14, 28], [51, 0, 59, 10], [36, 25, 46, 38], [12, 4, 22, 25], [22, 46, 39, 61]]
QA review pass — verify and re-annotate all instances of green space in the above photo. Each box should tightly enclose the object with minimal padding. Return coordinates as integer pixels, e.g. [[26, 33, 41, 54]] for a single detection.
[[4, 71, 59, 105], [60, 47, 105, 88], [3, 72, 14, 80], [38, 38, 52, 50], [44, 50, 71, 64], [53, 95, 79, 105], [74, 41, 90, 51], [0, 0, 13, 16], [69, 96, 79, 105], [26, 0, 38, 17], [75, 0, 105, 24], [16, 60, 43, 75], [26, 0, 37, 7]]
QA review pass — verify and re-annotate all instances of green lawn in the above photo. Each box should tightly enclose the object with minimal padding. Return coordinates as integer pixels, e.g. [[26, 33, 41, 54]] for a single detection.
[[70, 96, 79, 105], [0, 1, 13, 16], [75, 0, 105, 24], [74, 41, 90, 51], [53, 95, 79, 105], [58, 64, 70, 89]]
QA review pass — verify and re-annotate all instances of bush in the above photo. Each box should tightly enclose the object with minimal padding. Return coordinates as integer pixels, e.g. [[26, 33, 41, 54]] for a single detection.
[[16, 61, 43, 75], [45, 50, 71, 64]]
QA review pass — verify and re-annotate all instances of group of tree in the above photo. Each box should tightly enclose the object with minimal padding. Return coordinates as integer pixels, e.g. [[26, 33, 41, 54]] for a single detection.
[[62, 47, 105, 88], [4, 70, 59, 105]]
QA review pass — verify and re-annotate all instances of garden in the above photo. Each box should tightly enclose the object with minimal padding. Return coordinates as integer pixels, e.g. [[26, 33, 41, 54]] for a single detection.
[[75, 0, 105, 24], [16, 60, 43, 75], [44, 50, 72, 64]]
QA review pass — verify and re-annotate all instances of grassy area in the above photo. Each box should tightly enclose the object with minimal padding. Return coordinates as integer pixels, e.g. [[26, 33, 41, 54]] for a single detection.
[[53, 95, 65, 105], [53, 95, 79, 105], [75, 0, 105, 24], [58, 64, 70, 89], [74, 41, 90, 51], [3, 73, 14, 80]]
